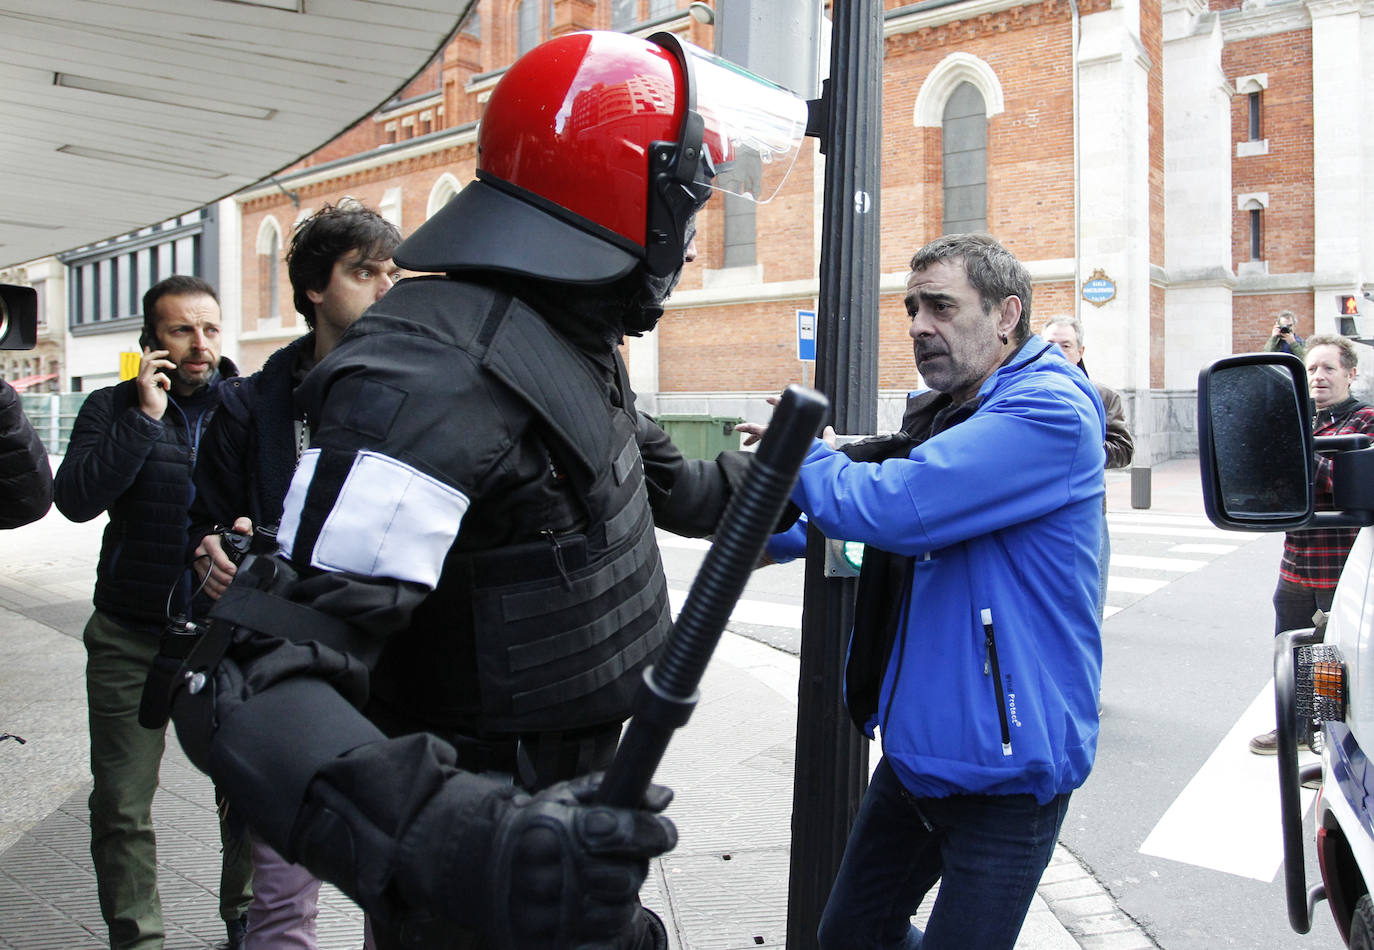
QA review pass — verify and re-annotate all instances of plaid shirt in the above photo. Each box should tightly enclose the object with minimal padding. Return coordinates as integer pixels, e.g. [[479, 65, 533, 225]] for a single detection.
[[1280, 397, 1374, 588]]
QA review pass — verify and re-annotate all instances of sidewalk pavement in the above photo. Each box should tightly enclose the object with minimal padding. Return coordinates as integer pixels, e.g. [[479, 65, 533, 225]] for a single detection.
[[0, 458, 1197, 949]]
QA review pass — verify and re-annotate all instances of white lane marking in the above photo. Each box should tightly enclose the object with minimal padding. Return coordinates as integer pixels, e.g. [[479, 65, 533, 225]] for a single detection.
[[1108, 524, 1240, 540], [710, 631, 800, 706], [1103, 605, 1123, 619], [1107, 576, 1169, 594], [1111, 554, 1208, 572], [1171, 543, 1239, 555], [656, 532, 713, 551], [1108, 512, 1218, 527], [667, 588, 804, 631], [1138, 680, 1317, 880]]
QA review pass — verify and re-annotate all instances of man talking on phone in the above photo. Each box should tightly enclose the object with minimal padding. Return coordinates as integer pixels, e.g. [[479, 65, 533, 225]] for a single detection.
[[54, 275, 252, 950]]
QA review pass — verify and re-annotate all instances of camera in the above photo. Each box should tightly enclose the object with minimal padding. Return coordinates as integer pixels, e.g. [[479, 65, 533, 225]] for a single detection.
[[0, 284, 38, 350], [138, 614, 205, 729], [219, 527, 252, 566], [1279, 326, 1292, 335]]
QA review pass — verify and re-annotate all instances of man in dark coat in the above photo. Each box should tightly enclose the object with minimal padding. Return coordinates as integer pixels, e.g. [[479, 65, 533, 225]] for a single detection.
[[54, 275, 251, 950]]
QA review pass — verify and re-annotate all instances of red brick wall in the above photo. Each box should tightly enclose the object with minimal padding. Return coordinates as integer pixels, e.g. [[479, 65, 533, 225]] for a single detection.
[[1224, 28, 1315, 347], [1226, 29, 1314, 274], [1031, 281, 1077, 329], [882, 1, 1077, 268], [233, 0, 1232, 395], [658, 298, 816, 392], [1233, 293, 1312, 352]]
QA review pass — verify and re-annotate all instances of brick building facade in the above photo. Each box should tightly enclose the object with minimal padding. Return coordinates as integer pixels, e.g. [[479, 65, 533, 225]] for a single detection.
[[204, 0, 1373, 461]]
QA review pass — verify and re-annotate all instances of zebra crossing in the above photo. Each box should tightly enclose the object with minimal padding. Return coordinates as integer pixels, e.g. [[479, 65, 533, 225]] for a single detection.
[[657, 505, 1250, 643], [1102, 509, 1245, 619]]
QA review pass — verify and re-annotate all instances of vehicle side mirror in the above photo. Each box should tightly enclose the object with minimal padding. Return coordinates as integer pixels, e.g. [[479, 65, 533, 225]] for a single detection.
[[1197, 353, 1314, 530]]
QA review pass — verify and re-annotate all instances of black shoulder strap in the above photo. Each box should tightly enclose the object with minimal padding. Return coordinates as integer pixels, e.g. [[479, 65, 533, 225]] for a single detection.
[[342, 277, 615, 484], [474, 291, 612, 482]]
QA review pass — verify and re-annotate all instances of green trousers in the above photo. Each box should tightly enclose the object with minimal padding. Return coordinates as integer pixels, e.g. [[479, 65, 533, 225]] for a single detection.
[[84, 609, 253, 949]]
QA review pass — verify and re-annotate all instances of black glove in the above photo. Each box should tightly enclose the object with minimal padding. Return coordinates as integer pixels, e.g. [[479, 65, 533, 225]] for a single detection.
[[489, 773, 677, 950]]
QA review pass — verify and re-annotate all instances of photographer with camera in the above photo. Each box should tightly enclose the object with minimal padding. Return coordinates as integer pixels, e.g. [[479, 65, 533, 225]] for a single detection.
[[1264, 309, 1306, 360], [52, 275, 252, 950], [187, 202, 400, 950]]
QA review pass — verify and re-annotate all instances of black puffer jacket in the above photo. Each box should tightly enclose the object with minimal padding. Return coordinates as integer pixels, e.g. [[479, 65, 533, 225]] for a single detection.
[[0, 379, 52, 528], [54, 360, 237, 629]]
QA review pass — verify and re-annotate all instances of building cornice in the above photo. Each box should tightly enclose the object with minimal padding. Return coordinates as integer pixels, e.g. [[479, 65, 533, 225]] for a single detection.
[[886, 0, 1030, 35], [375, 92, 442, 122], [1220, 0, 1312, 41], [673, 261, 1076, 310], [235, 125, 479, 203], [1231, 271, 1317, 293], [1305, 0, 1364, 17]]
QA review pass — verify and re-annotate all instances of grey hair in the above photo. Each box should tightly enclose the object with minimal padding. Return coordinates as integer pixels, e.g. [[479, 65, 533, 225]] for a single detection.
[[910, 233, 1032, 343], [1306, 334, 1359, 371], [1042, 315, 1084, 348]]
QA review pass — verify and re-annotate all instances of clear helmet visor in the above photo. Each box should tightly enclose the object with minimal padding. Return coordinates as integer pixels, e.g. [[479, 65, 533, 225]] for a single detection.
[[683, 41, 810, 204]]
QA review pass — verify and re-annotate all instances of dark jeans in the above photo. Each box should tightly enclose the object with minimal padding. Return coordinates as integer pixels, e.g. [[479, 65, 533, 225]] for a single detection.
[[1272, 577, 1335, 636], [817, 757, 1070, 950]]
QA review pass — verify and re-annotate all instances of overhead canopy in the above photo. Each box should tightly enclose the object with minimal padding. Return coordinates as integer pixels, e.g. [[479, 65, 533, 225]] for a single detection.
[[0, 0, 472, 269], [7, 373, 58, 391]]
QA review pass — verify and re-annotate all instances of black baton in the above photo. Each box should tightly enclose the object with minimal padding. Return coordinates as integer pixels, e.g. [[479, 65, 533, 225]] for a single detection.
[[597, 384, 829, 806]]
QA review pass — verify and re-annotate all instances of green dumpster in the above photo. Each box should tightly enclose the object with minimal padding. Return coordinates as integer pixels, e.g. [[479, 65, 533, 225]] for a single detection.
[[654, 414, 744, 460]]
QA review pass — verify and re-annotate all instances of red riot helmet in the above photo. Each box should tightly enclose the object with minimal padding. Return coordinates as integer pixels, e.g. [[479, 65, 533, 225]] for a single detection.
[[395, 30, 807, 284]]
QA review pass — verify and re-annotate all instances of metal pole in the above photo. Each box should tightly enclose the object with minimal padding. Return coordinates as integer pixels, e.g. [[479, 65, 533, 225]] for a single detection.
[[786, 2, 882, 947]]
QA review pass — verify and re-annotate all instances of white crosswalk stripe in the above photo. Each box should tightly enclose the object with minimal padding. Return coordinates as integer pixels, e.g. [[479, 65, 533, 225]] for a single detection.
[[658, 506, 1251, 634], [1112, 554, 1208, 572]]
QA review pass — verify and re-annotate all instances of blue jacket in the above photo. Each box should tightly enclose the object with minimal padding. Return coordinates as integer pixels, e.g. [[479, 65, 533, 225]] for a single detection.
[[790, 337, 1105, 804]]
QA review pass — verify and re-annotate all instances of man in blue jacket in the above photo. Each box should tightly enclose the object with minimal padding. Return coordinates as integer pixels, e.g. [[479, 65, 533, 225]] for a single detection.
[[797, 234, 1104, 950]]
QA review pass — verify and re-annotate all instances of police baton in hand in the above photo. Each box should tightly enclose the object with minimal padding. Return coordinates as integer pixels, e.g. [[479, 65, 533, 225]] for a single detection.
[[598, 384, 829, 806]]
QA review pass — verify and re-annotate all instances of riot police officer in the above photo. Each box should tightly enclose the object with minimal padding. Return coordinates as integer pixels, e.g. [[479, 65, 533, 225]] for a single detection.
[[167, 29, 808, 950]]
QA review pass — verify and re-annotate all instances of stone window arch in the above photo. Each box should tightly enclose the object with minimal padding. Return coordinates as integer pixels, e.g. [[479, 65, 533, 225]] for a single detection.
[[913, 52, 1005, 128], [427, 174, 462, 220], [256, 216, 284, 329]]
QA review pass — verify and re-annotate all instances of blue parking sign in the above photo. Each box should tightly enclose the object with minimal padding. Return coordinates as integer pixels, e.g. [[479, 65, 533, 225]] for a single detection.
[[797, 309, 816, 362]]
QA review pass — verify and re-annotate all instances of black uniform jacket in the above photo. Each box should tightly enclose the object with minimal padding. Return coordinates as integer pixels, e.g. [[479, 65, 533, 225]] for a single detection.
[[174, 277, 753, 932], [54, 360, 236, 628], [0, 379, 52, 528]]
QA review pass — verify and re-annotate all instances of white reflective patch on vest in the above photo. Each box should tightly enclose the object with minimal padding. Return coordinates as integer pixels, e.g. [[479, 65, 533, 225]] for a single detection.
[[278, 448, 469, 589], [276, 448, 320, 561]]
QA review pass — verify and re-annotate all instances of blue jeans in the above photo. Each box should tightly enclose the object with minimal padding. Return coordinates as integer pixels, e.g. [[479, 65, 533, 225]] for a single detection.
[[817, 757, 1070, 950]]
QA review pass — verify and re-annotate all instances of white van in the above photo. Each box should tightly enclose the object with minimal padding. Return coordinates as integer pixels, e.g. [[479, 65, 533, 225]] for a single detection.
[[1199, 352, 1374, 948]]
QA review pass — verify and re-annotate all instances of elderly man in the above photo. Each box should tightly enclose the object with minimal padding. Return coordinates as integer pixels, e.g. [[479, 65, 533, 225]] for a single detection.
[[1042, 315, 1134, 621], [765, 234, 1106, 950]]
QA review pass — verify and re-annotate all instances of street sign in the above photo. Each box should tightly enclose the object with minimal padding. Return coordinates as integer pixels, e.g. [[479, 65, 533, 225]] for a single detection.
[[797, 308, 816, 361], [1082, 268, 1117, 308]]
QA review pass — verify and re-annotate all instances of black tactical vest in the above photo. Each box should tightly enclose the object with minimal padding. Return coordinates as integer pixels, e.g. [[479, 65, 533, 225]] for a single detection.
[[363, 279, 672, 738]]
